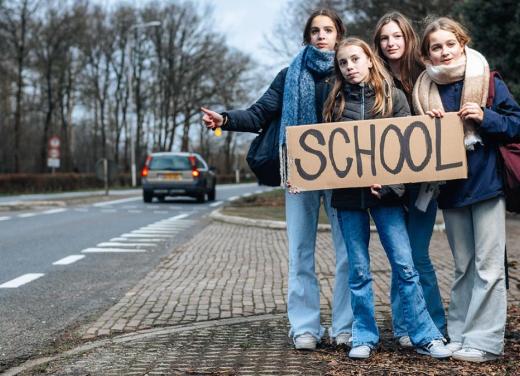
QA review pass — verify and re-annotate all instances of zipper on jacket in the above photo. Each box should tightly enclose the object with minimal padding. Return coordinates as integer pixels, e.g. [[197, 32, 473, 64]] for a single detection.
[[360, 83, 365, 121], [360, 82, 366, 209]]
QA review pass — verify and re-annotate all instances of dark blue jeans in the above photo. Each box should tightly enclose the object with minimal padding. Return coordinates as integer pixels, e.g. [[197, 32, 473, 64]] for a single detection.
[[337, 205, 443, 348]]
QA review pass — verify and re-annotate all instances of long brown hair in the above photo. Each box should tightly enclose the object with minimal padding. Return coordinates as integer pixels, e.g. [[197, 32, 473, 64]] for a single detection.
[[420, 17, 471, 60], [302, 8, 346, 45], [323, 37, 394, 122], [373, 12, 423, 95]]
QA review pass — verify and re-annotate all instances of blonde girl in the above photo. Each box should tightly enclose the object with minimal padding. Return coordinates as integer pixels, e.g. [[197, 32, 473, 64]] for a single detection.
[[325, 37, 451, 360], [414, 17, 520, 362]]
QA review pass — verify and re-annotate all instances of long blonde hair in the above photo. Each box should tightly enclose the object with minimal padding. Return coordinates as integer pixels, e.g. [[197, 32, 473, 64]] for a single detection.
[[323, 37, 394, 122], [373, 12, 423, 96]]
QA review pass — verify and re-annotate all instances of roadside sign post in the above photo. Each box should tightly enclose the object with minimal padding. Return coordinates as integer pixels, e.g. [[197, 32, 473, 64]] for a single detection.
[[103, 159, 109, 196], [47, 135, 61, 173]]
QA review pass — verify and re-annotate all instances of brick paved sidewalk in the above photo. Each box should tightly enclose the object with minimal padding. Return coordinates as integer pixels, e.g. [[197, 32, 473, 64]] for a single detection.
[[6, 217, 520, 375]]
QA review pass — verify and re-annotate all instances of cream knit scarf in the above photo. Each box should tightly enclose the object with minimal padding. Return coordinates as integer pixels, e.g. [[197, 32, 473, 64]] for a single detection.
[[412, 46, 490, 150]]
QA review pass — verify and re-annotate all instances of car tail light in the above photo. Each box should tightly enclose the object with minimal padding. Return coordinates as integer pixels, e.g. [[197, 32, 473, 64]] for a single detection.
[[192, 169, 200, 178], [141, 155, 152, 177]]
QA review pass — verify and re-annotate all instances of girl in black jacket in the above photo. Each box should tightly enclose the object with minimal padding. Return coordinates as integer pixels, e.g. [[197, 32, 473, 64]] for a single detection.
[[323, 37, 450, 359], [201, 9, 353, 351]]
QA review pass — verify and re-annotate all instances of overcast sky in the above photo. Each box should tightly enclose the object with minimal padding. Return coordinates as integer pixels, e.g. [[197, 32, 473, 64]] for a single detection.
[[98, 0, 291, 71], [208, 0, 289, 68]]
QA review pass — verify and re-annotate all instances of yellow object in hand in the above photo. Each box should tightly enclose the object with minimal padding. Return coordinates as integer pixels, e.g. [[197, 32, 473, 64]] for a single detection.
[[214, 127, 222, 137]]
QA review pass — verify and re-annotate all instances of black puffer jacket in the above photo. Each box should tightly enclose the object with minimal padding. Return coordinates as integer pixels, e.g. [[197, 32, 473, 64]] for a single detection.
[[221, 68, 332, 133], [331, 83, 411, 210]]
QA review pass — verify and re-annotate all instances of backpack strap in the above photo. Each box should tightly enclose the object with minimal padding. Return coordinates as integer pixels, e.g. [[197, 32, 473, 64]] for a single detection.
[[486, 70, 503, 108]]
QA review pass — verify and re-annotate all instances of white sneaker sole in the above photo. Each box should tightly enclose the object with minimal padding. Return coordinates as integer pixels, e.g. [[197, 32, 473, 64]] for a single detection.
[[293, 340, 317, 350], [416, 348, 451, 359], [452, 353, 497, 362]]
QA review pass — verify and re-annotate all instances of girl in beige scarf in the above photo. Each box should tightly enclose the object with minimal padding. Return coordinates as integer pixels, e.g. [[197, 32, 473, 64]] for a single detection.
[[414, 17, 520, 363]]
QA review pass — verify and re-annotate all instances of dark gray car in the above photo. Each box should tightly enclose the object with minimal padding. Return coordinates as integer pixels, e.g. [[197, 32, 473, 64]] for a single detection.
[[141, 152, 216, 203]]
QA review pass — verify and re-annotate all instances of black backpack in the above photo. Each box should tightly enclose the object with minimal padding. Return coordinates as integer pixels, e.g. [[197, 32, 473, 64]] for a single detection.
[[246, 118, 281, 186]]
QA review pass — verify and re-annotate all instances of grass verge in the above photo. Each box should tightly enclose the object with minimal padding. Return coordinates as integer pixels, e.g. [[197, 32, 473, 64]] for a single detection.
[[221, 188, 330, 224]]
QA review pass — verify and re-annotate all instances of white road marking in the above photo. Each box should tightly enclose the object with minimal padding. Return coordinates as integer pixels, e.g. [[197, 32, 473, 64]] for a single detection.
[[140, 226, 184, 231], [128, 210, 142, 213], [168, 213, 189, 220], [42, 208, 67, 215], [81, 248, 147, 253], [101, 209, 117, 213], [209, 201, 223, 207], [52, 255, 85, 265], [18, 213, 36, 218], [97, 242, 157, 247], [93, 197, 141, 207], [0, 216, 10, 221], [227, 196, 239, 201], [110, 237, 164, 242], [131, 229, 174, 234], [74, 208, 89, 212], [243, 193, 252, 197], [254, 190, 263, 194], [0, 273, 45, 288], [153, 211, 169, 214], [121, 233, 172, 238]]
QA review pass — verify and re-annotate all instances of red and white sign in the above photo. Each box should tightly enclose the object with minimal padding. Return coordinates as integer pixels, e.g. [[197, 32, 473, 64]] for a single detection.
[[49, 136, 60, 148], [47, 135, 61, 169]]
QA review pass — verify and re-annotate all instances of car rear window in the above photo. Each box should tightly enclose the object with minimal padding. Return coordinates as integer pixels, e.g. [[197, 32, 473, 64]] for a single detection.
[[149, 156, 192, 171]]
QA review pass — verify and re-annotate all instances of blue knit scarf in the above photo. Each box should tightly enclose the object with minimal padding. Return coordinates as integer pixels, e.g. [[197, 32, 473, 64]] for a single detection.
[[279, 45, 335, 185]]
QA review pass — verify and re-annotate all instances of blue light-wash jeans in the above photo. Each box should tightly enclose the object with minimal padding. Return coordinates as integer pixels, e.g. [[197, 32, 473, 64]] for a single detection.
[[443, 196, 507, 355], [286, 189, 353, 341], [391, 186, 446, 337], [337, 205, 443, 348]]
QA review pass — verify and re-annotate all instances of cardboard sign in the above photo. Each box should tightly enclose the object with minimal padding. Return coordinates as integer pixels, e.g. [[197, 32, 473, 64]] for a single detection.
[[286, 113, 467, 191]]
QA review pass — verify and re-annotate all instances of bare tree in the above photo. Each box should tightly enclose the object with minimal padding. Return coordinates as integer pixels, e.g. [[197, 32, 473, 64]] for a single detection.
[[33, 0, 86, 172], [0, 0, 38, 172]]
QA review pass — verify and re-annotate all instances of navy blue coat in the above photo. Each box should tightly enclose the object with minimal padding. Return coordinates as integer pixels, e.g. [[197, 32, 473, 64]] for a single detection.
[[221, 68, 332, 133], [437, 77, 520, 209]]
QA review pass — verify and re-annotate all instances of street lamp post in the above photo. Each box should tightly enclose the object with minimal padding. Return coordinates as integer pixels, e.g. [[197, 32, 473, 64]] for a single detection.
[[127, 21, 161, 187]]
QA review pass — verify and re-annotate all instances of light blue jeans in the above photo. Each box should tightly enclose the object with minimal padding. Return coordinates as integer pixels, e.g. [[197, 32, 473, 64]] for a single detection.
[[391, 186, 446, 337], [337, 205, 443, 348], [286, 189, 353, 340]]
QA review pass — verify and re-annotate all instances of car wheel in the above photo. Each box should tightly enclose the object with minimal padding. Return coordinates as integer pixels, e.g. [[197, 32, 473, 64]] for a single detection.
[[196, 193, 206, 203], [143, 191, 153, 203], [208, 186, 216, 201]]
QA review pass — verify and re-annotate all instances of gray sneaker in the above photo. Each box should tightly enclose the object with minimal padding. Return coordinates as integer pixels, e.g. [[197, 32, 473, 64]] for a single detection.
[[349, 345, 371, 359], [453, 347, 498, 362], [293, 333, 317, 350]]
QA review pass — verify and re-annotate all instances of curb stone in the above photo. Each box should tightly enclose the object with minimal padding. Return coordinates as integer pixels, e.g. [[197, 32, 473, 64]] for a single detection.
[[210, 207, 446, 232], [0, 201, 66, 210]]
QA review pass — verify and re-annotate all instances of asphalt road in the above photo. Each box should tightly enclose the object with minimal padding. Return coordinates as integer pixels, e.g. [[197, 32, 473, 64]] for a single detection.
[[0, 183, 273, 371]]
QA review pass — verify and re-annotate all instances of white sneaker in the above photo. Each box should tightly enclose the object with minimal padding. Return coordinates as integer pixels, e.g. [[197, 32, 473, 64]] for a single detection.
[[398, 335, 413, 348], [416, 339, 452, 358], [445, 341, 463, 352], [349, 345, 371, 359], [453, 347, 498, 362], [335, 333, 352, 346], [293, 333, 317, 350]]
